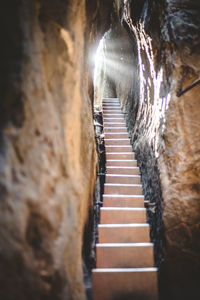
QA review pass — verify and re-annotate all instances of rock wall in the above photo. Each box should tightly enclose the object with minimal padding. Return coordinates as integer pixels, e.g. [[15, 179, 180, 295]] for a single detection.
[[122, 1, 200, 299], [0, 1, 112, 299], [94, 0, 200, 299]]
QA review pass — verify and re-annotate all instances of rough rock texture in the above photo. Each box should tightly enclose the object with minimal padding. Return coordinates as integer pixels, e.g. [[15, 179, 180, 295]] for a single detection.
[[0, 1, 113, 299], [94, 1, 200, 299], [122, 1, 200, 299]]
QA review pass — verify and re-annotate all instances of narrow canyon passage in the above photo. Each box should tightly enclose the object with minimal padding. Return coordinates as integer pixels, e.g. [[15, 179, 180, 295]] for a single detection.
[[0, 1, 199, 300]]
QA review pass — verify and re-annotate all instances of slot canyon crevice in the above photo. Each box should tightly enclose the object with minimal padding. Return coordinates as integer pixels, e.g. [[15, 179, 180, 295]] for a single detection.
[[0, 1, 199, 300]]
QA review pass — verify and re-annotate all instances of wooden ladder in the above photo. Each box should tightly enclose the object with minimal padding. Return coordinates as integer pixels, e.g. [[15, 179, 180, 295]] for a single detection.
[[92, 98, 158, 300]]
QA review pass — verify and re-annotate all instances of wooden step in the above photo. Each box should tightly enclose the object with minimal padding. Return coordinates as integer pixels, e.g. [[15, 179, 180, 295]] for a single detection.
[[103, 111, 122, 114], [105, 145, 132, 152], [106, 152, 135, 160], [102, 98, 120, 102], [103, 113, 124, 117], [102, 99, 120, 101], [103, 119, 125, 124], [102, 107, 120, 109], [102, 100, 120, 103], [106, 159, 137, 167], [103, 106, 121, 109], [102, 101, 120, 103], [103, 194, 144, 201], [103, 110, 122, 114], [102, 105, 121, 108], [102, 98, 119, 102], [104, 127, 127, 132], [103, 116, 124, 120], [98, 224, 150, 243], [96, 243, 154, 268], [105, 174, 140, 184], [100, 207, 146, 224], [104, 139, 130, 146], [103, 194, 144, 200], [103, 195, 144, 208], [92, 268, 158, 300], [104, 183, 142, 195], [104, 123, 126, 127], [104, 127, 127, 133], [104, 133, 129, 139], [106, 166, 140, 175], [103, 111, 123, 114], [103, 115, 124, 119], [102, 101, 120, 104]]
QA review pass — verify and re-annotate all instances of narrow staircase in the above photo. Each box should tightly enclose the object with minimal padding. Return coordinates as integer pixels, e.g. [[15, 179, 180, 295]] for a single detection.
[[92, 98, 158, 300]]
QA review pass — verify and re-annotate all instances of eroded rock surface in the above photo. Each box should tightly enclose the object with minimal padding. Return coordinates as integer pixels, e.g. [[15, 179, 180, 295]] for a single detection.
[[0, 1, 113, 299]]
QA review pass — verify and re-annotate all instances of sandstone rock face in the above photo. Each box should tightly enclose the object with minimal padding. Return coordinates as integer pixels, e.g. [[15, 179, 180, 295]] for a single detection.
[[94, 1, 200, 299], [0, 0, 114, 299]]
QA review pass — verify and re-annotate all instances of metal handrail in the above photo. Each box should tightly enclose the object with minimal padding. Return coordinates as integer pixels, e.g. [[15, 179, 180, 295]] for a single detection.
[[177, 77, 200, 97]]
